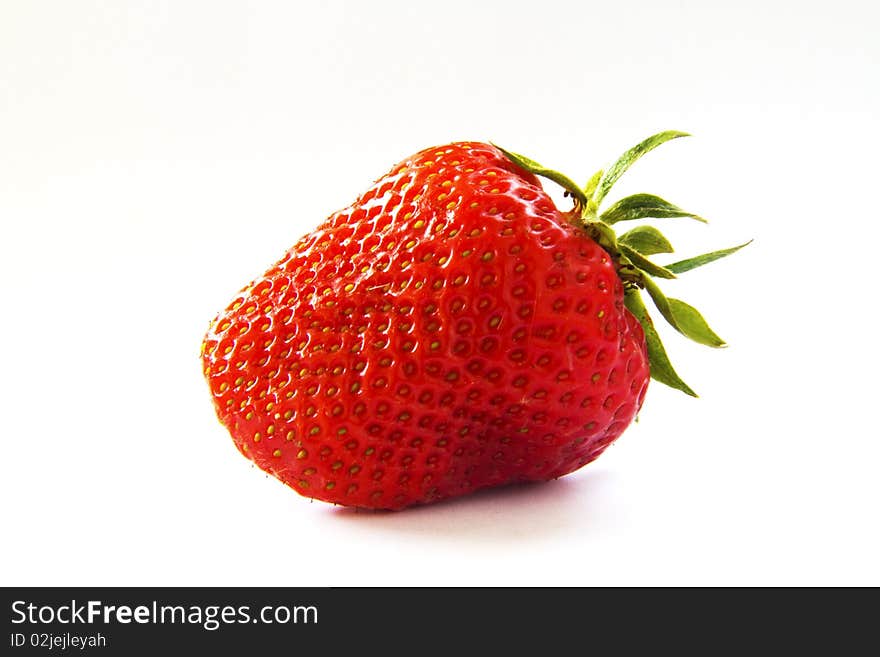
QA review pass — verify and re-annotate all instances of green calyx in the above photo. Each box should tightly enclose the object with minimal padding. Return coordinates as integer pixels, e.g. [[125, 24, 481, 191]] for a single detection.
[[495, 132, 750, 397]]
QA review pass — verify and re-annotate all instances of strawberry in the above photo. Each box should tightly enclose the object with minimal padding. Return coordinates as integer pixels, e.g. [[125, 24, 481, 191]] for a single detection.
[[201, 131, 746, 510]]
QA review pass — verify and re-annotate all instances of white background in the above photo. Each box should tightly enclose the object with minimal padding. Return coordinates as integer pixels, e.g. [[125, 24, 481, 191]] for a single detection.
[[2, 0, 878, 586]]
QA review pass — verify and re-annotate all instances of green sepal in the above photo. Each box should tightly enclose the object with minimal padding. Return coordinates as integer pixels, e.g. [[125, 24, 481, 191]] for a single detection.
[[642, 277, 726, 348], [593, 131, 690, 207], [600, 193, 706, 225], [583, 219, 619, 253], [618, 225, 674, 255], [619, 243, 677, 280], [624, 288, 697, 397], [584, 169, 603, 199], [491, 144, 588, 206], [665, 240, 753, 274]]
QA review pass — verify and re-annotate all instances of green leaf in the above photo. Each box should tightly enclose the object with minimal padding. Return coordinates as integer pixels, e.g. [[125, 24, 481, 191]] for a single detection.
[[619, 244, 677, 280], [593, 131, 690, 207], [493, 144, 588, 205], [665, 240, 753, 274], [624, 289, 697, 396], [600, 193, 706, 225], [618, 225, 674, 256], [642, 277, 726, 348], [584, 169, 603, 199]]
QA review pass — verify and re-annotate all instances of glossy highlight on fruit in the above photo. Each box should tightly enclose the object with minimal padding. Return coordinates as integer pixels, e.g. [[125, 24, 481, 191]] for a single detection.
[[201, 134, 745, 509]]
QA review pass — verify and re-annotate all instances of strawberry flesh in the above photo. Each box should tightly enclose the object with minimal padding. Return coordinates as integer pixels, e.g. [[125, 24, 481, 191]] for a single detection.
[[202, 142, 650, 509]]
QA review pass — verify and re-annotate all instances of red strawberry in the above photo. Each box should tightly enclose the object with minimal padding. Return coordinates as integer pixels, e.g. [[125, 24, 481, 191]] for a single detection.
[[201, 132, 746, 510]]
